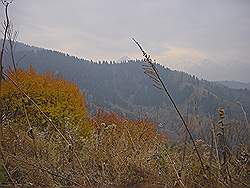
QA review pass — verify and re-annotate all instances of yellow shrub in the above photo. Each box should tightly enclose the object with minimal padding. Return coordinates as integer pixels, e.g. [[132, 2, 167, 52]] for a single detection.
[[1, 66, 91, 137]]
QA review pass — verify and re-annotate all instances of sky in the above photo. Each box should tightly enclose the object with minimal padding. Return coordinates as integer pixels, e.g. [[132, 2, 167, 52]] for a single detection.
[[1, 0, 250, 82]]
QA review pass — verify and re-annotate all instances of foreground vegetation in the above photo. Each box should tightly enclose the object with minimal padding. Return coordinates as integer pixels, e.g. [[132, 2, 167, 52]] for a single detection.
[[0, 68, 249, 187], [0, 1, 248, 187]]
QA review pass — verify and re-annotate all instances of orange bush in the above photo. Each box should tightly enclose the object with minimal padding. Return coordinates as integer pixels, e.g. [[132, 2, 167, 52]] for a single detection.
[[1, 66, 91, 136]]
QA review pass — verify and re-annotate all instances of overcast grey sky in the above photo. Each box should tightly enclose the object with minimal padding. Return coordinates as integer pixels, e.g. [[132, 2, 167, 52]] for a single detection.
[[1, 0, 250, 82]]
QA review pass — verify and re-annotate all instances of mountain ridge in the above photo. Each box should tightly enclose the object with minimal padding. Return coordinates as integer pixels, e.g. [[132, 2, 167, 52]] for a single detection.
[[2, 41, 250, 138], [216, 80, 250, 90]]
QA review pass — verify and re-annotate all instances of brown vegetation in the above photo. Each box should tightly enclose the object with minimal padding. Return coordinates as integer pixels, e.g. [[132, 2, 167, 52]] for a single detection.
[[0, 68, 248, 187], [0, 1, 249, 187]]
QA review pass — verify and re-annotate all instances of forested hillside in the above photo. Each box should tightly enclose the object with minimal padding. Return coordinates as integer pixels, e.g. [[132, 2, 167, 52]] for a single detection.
[[3, 42, 250, 135], [1, 0, 249, 186]]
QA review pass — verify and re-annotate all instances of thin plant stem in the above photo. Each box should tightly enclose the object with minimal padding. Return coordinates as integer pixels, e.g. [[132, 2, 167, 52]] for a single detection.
[[132, 38, 206, 175], [165, 148, 186, 188], [0, 2, 15, 186], [0, 0, 11, 142]]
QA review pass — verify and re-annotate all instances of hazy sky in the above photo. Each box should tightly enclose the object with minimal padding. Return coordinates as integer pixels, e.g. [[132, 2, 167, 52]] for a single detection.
[[1, 0, 250, 82]]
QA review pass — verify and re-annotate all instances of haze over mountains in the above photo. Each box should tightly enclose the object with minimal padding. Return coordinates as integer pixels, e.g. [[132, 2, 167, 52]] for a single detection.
[[1, 1, 249, 186], [3, 41, 250, 137], [2, 0, 250, 83], [216, 80, 250, 90]]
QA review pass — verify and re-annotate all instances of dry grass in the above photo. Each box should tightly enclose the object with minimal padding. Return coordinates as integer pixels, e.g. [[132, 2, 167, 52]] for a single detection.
[[0, 109, 249, 187], [0, 3, 248, 186]]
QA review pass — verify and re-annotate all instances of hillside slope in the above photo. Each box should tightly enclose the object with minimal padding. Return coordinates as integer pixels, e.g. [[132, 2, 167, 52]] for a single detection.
[[3, 41, 250, 136], [216, 80, 250, 90]]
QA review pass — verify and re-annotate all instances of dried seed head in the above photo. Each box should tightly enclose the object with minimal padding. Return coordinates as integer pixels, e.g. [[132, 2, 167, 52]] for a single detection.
[[218, 107, 225, 119]]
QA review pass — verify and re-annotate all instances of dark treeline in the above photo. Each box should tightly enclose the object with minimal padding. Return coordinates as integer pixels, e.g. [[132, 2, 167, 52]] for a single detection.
[[3, 41, 250, 140]]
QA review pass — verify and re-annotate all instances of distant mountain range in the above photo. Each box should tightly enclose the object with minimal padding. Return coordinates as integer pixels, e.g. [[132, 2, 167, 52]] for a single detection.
[[116, 56, 131, 63], [216, 80, 250, 90], [2, 41, 250, 138]]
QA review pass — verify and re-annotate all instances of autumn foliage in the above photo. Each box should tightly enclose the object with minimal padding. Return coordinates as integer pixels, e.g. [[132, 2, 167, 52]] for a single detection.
[[1, 66, 91, 136], [0, 67, 168, 186], [0, 68, 248, 187]]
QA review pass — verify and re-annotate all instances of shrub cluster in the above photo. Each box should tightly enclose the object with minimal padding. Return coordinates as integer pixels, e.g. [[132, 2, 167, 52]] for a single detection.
[[0, 69, 248, 187]]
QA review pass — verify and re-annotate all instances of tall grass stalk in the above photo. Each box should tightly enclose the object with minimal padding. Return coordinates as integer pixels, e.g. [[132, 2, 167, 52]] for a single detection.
[[132, 38, 206, 175]]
